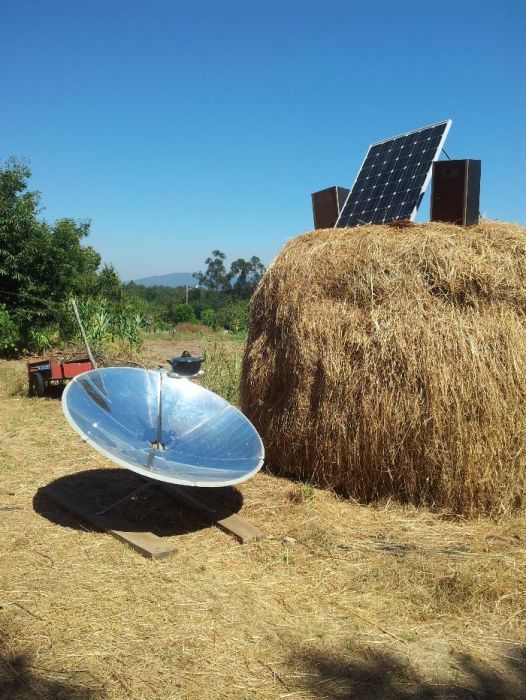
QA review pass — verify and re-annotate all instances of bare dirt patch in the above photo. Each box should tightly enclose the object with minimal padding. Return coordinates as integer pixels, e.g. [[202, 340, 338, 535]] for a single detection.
[[1, 356, 525, 699]]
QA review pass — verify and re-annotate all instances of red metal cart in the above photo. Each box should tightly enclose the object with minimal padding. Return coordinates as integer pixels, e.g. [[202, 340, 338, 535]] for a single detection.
[[27, 354, 94, 397]]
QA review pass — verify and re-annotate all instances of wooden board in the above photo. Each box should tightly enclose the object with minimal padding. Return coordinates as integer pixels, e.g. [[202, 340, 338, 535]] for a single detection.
[[39, 480, 265, 558], [160, 483, 266, 544], [40, 484, 178, 560]]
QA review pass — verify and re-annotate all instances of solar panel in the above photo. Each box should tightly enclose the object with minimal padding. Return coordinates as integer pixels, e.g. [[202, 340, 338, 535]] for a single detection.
[[62, 367, 265, 487], [336, 120, 452, 227]]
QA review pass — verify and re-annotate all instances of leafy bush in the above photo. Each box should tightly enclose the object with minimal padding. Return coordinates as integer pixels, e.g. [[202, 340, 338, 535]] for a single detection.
[[112, 307, 144, 348], [150, 319, 172, 332], [0, 304, 19, 353], [27, 325, 61, 354], [170, 303, 196, 324], [200, 307, 217, 329], [0, 160, 101, 345], [216, 301, 250, 332], [74, 298, 144, 351]]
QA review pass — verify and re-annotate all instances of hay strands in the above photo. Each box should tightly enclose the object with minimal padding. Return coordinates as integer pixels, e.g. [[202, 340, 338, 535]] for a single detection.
[[242, 220, 526, 518]]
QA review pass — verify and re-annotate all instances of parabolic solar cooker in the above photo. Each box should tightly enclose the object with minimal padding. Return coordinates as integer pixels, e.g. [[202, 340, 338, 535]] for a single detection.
[[62, 356, 264, 488]]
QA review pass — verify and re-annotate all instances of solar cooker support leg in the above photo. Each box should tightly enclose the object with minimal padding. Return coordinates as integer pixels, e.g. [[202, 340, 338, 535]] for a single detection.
[[95, 481, 152, 516]]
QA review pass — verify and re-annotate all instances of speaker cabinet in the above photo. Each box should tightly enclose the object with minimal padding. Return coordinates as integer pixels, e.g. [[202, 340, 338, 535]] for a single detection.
[[311, 186, 350, 229], [431, 159, 481, 226]]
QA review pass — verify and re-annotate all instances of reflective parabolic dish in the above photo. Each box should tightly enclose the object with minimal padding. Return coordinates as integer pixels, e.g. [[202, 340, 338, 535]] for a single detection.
[[62, 367, 265, 487]]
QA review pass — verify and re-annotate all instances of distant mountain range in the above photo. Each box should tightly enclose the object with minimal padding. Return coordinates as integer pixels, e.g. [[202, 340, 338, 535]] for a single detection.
[[129, 272, 197, 288]]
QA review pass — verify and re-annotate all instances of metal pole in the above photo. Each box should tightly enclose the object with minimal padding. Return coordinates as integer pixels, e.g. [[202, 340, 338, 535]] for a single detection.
[[95, 482, 151, 515], [71, 298, 98, 369], [156, 370, 164, 449]]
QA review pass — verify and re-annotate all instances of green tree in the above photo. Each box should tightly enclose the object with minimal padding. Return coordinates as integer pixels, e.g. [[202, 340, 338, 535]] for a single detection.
[[193, 250, 266, 299], [95, 264, 123, 302], [0, 158, 101, 346], [229, 256, 265, 299], [169, 303, 196, 324], [193, 250, 230, 291]]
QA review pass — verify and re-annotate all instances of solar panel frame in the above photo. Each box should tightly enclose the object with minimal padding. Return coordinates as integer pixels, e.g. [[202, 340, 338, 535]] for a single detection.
[[335, 120, 452, 228]]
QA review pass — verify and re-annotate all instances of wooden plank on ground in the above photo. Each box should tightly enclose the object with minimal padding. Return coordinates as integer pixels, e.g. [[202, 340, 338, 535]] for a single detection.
[[160, 483, 265, 544], [39, 484, 177, 560]]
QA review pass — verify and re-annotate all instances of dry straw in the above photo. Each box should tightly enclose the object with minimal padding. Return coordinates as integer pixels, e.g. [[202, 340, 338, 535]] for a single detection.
[[241, 221, 526, 516]]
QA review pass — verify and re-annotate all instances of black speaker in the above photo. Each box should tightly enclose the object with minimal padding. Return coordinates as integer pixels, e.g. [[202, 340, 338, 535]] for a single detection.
[[431, 159, 481, 226], [311, 186, 350, 229]]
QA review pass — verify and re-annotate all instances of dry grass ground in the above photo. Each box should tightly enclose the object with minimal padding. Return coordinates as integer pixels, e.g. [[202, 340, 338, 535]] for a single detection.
[[1, 341, 526, 699]]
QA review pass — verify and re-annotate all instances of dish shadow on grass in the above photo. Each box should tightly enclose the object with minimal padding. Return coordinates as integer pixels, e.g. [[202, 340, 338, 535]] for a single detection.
[[33, 468, 243, 538], [292, 645, 526, 699]]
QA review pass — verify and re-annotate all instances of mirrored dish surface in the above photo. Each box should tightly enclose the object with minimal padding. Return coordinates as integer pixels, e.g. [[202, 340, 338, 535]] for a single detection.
[[62, 367, 265, 487]]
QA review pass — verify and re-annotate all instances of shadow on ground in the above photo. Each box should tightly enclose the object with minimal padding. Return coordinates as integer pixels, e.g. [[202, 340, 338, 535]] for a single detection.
[[0, 621, 103, 700], [29, 383, 66, 400], [33, 468, 243, 538], [292, 645, 526, 699]]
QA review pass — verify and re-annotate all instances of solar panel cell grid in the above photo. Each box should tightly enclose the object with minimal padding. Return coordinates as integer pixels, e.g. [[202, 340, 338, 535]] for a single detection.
[[335, 119, 452, 229]]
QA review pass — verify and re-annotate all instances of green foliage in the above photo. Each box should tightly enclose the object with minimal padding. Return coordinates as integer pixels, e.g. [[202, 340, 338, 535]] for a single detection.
[[200, 307, 217, 329], [229, 256, 265, 299], [113, 308, 144, 348], [124, 281, 186, 306], [124, 249, 265, 333], [95, 264, 123, 302], [123, 282, 197, 331], [74, 298, 144, 351], [193, 250, 230, 291], [169, 303, 196, 324], [0, 159, 265, 354], [0, 158, 100, 349], [0, 304, 19, 352], [150, 319, 172, 332], [216, 300, 250, 332], [27, 325, 59, 354], [0, 159, 148, 355], [190, 289, 229, 315], [193, 250, 265, 300]]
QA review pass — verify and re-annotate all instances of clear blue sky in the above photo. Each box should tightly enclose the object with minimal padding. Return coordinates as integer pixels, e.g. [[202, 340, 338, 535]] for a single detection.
[[1, 0, 525, 281]]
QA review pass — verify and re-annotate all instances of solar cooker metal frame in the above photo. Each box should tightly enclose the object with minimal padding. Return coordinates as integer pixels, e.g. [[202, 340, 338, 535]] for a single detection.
[[39, 365, 266, 558]]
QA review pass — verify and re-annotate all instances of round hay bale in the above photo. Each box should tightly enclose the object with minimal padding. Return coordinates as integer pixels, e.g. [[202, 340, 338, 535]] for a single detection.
[[241, 221, 526, 516]]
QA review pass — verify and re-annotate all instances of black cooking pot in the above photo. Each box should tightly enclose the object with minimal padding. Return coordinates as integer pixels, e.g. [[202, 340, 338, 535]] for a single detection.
[[166, 350, 205, 378]]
